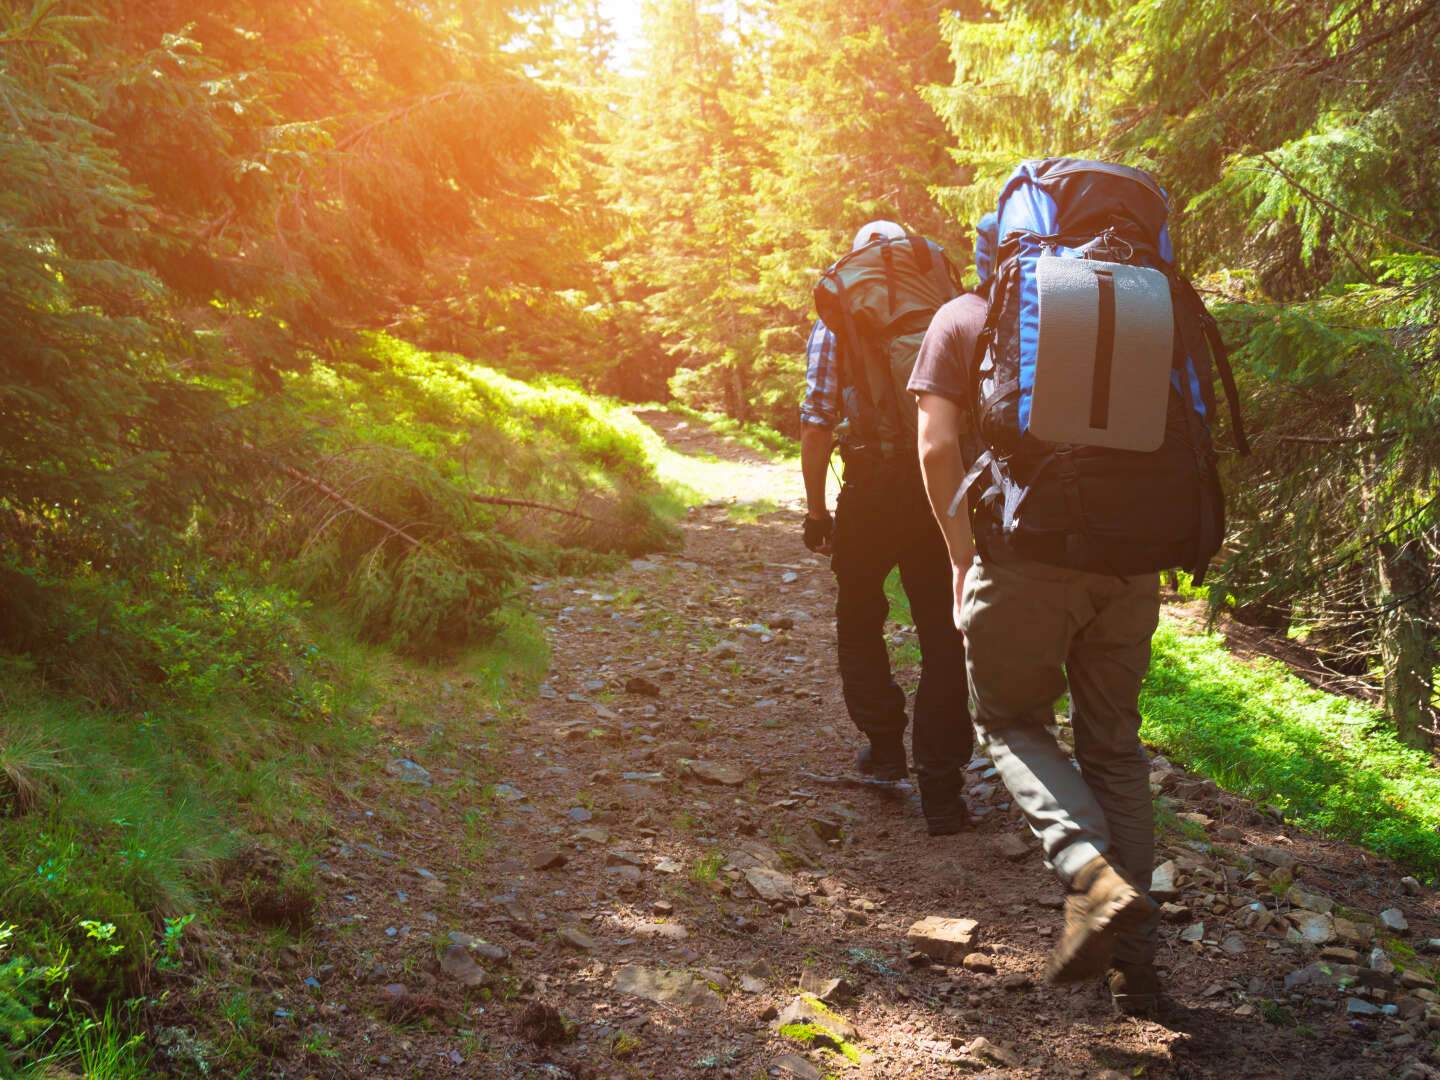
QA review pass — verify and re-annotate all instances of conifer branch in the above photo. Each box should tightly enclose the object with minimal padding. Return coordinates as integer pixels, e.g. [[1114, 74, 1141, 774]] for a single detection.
[[1277, 431, 1400, 446], [1253, 150, 1440, 259], [470, 494, 595, 521], [1299, 1, 1438, 76], [270, 459, 423, 548]]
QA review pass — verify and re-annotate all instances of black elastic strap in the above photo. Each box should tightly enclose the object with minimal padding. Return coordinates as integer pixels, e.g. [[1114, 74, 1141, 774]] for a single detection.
[[1054, 448, 1089, 564], [909, 235, 933, 274], [1091, 269, 1115, 429]]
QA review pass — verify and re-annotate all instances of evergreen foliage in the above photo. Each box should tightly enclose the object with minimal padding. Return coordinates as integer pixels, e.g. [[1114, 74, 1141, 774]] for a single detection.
[[929, 0, 1440, 741]]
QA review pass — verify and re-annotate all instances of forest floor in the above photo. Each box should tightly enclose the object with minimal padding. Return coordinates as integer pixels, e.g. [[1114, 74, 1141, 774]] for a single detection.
[[169, 413, 1440, 1080]]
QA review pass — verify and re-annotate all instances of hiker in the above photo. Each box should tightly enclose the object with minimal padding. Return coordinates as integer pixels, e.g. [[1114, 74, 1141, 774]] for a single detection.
[[910, 159, 1247, 1014], [800, 219, 973, 836]]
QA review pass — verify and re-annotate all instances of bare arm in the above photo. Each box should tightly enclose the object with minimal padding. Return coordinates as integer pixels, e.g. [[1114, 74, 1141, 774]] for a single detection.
[[800, 421, 833, 519], [916, 392, 975, 627], [800, 421, 834, 554]]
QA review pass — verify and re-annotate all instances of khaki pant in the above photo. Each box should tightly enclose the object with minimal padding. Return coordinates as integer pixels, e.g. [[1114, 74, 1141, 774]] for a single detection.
[[961, 557, 1160, 965]]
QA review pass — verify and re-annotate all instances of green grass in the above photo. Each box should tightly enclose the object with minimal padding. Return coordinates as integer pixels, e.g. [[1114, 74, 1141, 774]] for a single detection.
[[1142, 618, 1440, 877], [883, 569, 922, 671], [655, 403, 799, 459], [690, 851, 726, 883]]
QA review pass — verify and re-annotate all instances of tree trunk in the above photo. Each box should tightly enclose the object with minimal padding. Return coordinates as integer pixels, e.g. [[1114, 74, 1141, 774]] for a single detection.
[[729, 363, 747, 423], [1377, 536, 1436, 750]]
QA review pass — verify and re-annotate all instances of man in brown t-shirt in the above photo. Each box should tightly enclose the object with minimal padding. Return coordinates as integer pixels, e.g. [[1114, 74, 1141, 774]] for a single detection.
[[908, 279, 1163, 1017]]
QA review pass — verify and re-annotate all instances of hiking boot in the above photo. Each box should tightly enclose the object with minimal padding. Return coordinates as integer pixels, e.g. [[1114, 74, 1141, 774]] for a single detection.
[[920, 785, 971, 836], [855, 741, 907, 782], [1045, 856, 1157, 985], [1108, 962, 1163, 1017]]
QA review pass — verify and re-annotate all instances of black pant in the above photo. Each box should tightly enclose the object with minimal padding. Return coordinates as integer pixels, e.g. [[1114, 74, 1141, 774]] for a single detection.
[[831, 463, 973, 792]]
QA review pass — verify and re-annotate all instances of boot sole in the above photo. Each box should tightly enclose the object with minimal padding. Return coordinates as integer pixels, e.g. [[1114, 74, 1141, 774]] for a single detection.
[[925, 814, 969, 836], [1046, 884, 1155, 985]]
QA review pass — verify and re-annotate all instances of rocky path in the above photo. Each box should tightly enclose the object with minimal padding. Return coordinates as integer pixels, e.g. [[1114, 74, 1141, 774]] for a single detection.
[[241, 416, 1440, 1080]]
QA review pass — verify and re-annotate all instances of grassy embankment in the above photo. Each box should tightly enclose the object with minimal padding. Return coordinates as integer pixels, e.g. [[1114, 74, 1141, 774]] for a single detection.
[[0, 337, 763, 1077]]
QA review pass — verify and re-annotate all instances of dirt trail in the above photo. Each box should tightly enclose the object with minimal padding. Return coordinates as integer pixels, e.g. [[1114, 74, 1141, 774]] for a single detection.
[[235, 416, 1440, 1080]]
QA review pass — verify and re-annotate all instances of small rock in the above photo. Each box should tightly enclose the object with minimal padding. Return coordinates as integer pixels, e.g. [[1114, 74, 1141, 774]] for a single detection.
[[774, 994, 858, 1044], [625, 675, 661, 697], [994, 834, 1029, 861], [1285, 962, 1349, 993], [1160, 902, 1188, 922], [1179, 922, 1205, 943], [1220, 934, 1247, 956], [745, 867, 797, 905], [557, 928, 599, 951], [1334, 915, 1375, 947], [999, 973, 1032, 991], [1347, 997, 1382, 1016], [684, 760, 747, 787], [1286, 886, 1335, 914], [1371, 948, 1397, 974], [614, 966, 723, 1009], [770, 1052, 821, 1080], [573, 827, 610, 845], [905, 916, 980, 964], [384, 758, 432, 785], [1250, 844, 1299, 870], [1288, 911, 1336, 945], [441, 945, 490, 988], [1401, 969, 1437, 991], [1382, 908, 1411, 933], [1401, 877, 1422, 896], [961, 952, 996, 974], [1321, 947, 1361, 964], [652, 900, 674, 917], [533, 851, 568, 871], [964, 1037, 1018, 1066], [1150, 860, 1180, 901]]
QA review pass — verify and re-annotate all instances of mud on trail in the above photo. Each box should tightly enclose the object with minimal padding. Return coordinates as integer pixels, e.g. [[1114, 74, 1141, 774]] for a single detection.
[[173, 415, 1440, 1080]]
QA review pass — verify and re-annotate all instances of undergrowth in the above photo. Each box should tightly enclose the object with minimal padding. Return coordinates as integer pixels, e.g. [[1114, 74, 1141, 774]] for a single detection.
[[1142, 619, 1440, 877], [0, 338, 680, 1075], [264, 335, 680, 655]]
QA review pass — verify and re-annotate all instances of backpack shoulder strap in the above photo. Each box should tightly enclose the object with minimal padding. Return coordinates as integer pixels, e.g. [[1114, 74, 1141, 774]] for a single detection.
[[1174, 276, 1250, 456], [820, 267, 886, 451]]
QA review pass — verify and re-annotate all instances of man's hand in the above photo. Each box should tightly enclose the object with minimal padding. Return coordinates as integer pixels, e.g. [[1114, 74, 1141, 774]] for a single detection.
[[802, 511, 833, 555]]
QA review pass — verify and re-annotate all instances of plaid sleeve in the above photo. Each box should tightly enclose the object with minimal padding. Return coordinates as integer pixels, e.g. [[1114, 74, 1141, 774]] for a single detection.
[[799, 319, 840, 428]]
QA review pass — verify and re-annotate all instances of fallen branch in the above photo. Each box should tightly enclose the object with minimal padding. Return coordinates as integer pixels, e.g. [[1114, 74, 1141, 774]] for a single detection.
[[272, 460, 422, 547], [471, 494, 594, 521], [1276, 431, 1400, 446]]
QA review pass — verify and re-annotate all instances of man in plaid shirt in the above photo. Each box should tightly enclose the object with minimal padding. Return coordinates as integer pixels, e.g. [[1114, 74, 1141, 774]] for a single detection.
[[800, 220, 973, 837]]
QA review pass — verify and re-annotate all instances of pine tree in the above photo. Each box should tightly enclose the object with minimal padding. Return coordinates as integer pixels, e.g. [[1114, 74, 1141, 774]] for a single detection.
[[928, 0, 1440, 742]]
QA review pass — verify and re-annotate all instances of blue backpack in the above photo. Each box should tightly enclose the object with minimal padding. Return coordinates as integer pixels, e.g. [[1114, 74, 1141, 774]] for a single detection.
[[958, 158, 1248, 583]]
